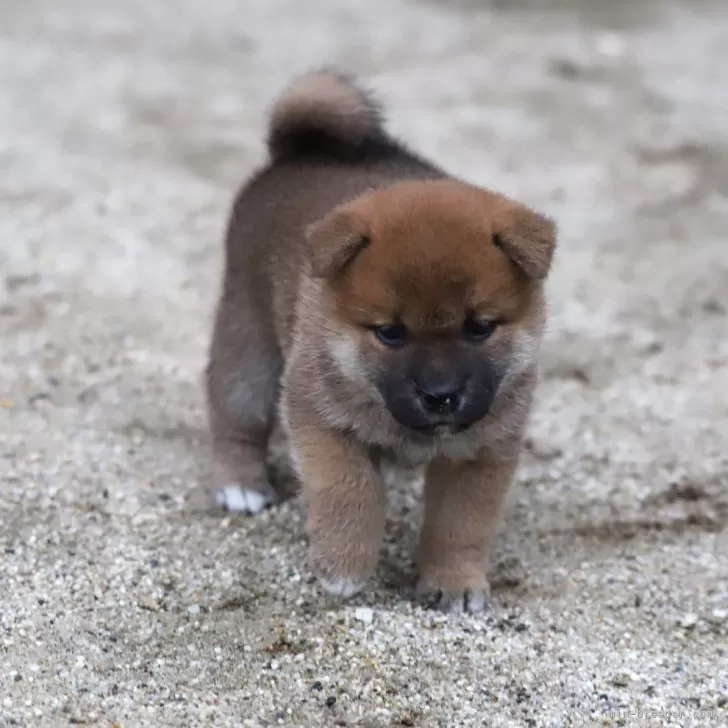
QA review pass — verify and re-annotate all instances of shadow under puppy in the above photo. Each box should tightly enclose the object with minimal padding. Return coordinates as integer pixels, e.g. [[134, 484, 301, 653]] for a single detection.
[[206, 70, 556, 613]]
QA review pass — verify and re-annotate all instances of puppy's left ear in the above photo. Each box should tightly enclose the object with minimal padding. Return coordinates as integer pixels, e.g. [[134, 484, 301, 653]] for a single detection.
[[492, 203, 557, 280], [306, 206, 370, 279]]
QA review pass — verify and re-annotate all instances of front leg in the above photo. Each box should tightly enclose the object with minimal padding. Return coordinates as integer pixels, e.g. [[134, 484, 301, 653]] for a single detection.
[[416, 455, 518, 614], [289, 423, 386, 599]]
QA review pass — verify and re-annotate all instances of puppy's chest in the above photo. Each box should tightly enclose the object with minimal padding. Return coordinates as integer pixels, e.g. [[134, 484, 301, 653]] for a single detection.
[[377, 455, 426, 491]]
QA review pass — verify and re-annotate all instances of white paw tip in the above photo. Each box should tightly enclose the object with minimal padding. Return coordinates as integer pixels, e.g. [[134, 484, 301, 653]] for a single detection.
[[319, 576, 365, 600], [215, 484, 271, 514]]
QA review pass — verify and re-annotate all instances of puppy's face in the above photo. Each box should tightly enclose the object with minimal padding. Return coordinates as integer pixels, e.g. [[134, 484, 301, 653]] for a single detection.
[[308, 180, 555, 438]]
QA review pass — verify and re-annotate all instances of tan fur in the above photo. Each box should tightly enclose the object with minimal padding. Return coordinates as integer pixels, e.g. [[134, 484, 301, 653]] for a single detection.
[[205, 71, 557, 612]]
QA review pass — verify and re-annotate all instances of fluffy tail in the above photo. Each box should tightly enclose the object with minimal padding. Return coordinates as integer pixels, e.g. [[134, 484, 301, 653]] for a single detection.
[[267, 70, 385, 161]]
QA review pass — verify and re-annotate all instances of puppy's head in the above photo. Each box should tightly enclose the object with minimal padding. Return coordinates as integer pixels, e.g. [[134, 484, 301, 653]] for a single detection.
[[307, 180, 556, 438]]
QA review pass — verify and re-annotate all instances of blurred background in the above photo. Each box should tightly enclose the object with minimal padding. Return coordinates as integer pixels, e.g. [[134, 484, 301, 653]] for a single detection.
[[1, 1, 727, 726]]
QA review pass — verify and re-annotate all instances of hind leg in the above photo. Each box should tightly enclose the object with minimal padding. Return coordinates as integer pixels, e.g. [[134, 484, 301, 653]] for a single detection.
[[205, 291, 282, 514]]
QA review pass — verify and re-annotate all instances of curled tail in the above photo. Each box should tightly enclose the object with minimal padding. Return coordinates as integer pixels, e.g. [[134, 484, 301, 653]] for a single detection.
[[266, 70, 385, 161]]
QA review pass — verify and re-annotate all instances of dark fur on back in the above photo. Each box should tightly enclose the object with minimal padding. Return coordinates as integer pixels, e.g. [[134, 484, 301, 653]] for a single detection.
[[266, 69, 423, 164]]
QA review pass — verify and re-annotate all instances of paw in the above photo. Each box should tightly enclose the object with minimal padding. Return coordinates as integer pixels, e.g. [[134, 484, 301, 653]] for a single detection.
[[214, 483, 276, 515], [319, 575, 365, 600], [310, 546, 374, 601], [415, 580, 491, 615]]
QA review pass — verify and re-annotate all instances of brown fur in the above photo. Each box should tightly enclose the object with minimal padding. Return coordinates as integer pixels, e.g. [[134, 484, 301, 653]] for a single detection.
[[205, 70, 557, 612]]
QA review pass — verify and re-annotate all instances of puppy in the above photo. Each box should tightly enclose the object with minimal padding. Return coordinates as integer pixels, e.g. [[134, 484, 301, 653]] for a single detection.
[[205, 70, 556, 613]]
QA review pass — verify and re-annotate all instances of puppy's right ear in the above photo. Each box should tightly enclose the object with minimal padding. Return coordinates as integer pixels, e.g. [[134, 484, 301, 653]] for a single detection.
[[491, 201, 556, 281], [306, 207, 371, 278]]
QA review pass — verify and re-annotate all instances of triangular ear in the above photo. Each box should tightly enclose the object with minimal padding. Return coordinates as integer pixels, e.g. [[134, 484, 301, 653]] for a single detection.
[[492, 203, 556, 280], [306, 206, 371, 278]]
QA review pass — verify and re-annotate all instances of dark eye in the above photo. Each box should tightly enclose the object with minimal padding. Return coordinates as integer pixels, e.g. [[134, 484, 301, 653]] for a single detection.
[[463, 316, 497, 342], [373, 323, 408, 348]]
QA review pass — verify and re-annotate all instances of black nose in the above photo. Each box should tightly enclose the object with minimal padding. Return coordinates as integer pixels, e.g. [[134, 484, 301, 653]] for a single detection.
[[418, 383, 462, 415]]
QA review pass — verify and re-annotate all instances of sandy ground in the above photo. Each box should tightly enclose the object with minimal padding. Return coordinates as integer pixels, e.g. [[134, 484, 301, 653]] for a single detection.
[[1, 0, 727, 726]]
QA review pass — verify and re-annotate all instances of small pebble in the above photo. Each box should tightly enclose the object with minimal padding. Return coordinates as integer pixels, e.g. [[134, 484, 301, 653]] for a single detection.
[[187, 605, 201, 616], [326, 696, 337, 708], [354, 607, 374, 625]]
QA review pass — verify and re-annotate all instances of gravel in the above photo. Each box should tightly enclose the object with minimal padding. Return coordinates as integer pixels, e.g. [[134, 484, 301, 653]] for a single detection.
[[1, 0, 727, 726]]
